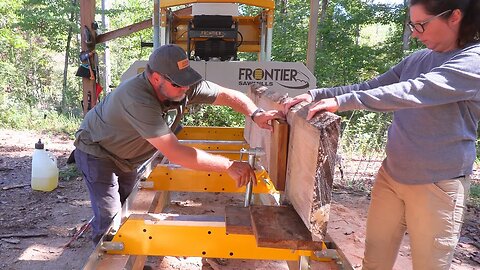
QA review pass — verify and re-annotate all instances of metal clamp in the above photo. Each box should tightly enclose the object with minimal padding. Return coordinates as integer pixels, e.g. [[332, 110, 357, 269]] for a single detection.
[[240, 147, 265, 207]]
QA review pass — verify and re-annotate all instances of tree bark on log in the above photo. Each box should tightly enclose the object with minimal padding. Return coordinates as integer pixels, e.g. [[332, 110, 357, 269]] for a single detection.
[[285, 99, 341, 239]]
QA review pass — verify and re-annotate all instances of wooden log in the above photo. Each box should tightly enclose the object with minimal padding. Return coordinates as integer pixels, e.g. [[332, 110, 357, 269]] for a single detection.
[[269, 119, 289, 190], [286, 100, 340, 240], [225, 206, 253, 235], [244, 84, 341, 240], [249, 205, 323, 250]]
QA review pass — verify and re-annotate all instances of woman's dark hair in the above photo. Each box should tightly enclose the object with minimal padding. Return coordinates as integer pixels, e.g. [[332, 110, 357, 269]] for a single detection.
[[410, 0, 480, 47]]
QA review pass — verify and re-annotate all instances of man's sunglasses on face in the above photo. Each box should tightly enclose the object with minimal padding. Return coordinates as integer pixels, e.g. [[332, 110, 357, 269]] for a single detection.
[[161, 74, 183, 88]]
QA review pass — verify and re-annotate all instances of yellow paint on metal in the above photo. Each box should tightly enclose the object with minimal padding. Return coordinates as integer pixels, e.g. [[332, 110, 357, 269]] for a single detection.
[[148, 165, 276, 193], [180, 142, 248, 151], [179, 141, 248, 160], [161, 8, 167, 27], [160, 0, 274, 9], [108, 216, 312, 260], [267, 9, 274, 28], [309, 242, 334, 262], [177, 126, 245, 141], [170, 13, 262, 52], [176, 127, 248, 160]]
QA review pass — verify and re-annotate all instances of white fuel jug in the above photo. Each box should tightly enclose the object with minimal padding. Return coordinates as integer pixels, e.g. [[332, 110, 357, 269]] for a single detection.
[[31, 139, 59, 191]]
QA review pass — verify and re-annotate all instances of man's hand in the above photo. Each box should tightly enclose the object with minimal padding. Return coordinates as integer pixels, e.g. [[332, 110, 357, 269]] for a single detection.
[[226, 161, 257, 188], [283, 93, 313, 112], [306, 98, 339, 120], [252, 110, 284, 131]]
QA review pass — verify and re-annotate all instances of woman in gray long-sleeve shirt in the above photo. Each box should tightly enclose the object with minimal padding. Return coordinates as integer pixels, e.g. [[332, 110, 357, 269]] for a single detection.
[[285, 0, 480, 269]]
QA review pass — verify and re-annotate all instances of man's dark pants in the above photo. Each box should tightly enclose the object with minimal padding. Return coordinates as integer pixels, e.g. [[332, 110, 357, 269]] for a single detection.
[[74, 149, 137, 245]]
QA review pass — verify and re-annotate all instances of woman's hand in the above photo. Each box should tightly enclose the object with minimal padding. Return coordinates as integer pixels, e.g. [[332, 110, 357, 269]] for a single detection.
[[283, 93, 313, 112], [306, 98, 339, 120]]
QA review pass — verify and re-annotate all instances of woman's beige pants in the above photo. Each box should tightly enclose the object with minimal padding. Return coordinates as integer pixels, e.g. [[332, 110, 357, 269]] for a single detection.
[[362, 166, 470, 270]]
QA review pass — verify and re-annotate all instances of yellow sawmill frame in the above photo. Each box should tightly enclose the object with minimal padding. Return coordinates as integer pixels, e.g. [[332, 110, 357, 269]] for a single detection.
[[146, 165, 275, 193], [84, 126, 349, 269], [161, 0, 274, 53], [104, 127, 323, 261], [176, 126, 245, 140], [107, 214, 316, 260], [159, 0, 274, 9]]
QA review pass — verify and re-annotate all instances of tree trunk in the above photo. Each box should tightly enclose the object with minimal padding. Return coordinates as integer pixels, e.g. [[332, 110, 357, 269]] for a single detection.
[[307, 0, 320, 73], [277, 0, 288, 14], [401, 0, 410, 52], [62, 0, 78, 112], [355, 24, 360, 46], [317, 0, 329, 51]]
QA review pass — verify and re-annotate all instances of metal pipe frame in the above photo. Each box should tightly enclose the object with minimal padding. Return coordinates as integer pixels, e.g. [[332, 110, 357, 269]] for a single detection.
[[154, 0, 160, 48], [244, 152, 255, 206]]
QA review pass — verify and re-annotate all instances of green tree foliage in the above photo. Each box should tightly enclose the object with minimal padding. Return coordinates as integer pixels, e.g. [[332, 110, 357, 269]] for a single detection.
[[17, 0, 78, 53], [311, 1, 404, 152], [183, 105, 245, 127], [269, 0, 406, 151], [0, 0, 82, 120], [100, 0, 152, 87], [272, 0, 310, 62], [0, 0, 410, 141], [1, 1, 56, 107], [315, 0, 405, 86]]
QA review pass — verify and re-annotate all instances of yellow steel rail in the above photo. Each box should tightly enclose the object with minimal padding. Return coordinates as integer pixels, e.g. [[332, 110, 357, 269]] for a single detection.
[[180, 141, 248, 151], [147, 165, 275, 193], [160, 0, 275, 9], [176, 126, 248, 160], [107, 214, 313, 260], [179, 141, 248, 160], [177, 126, 245, 141]]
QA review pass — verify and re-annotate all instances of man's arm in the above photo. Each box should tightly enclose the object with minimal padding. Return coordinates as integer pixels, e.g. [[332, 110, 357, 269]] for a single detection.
[[212, 86, 257, 116], [212, 86, 283, 131], [147, 133, 255, 187]]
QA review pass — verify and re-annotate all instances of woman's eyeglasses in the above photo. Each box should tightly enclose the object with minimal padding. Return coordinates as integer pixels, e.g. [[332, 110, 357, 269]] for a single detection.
[[408, 9, 452, 33]]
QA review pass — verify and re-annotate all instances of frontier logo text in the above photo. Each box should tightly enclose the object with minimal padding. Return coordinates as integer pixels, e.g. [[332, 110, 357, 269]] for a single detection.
[[238, 68, 310, 89]]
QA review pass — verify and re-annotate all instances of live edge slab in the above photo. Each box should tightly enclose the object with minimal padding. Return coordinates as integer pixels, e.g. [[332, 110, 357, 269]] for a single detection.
[[244, 85, 341, 240]]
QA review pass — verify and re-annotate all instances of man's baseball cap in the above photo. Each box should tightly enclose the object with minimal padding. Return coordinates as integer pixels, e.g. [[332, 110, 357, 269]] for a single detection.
[[148, 44, 202, 87]]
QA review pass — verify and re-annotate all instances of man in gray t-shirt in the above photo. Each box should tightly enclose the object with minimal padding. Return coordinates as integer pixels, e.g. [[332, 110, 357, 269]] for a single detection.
[[74, 44, 282, 244]]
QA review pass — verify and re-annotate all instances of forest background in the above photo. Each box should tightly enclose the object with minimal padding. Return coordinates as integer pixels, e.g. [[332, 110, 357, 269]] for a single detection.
[[0, 0, 479, 201]]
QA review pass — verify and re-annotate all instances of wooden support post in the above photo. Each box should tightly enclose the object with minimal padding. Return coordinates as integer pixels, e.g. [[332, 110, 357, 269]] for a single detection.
[[79, 0, 97, 115], [96, 19, 153, 44]]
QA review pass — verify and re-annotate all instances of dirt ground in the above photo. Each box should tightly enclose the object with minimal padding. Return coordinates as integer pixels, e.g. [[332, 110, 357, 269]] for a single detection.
[[0, 129, 479, 270]]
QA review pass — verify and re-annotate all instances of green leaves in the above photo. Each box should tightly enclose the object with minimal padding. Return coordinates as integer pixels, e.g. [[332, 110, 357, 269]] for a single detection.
[[271, 0, 406, 86], [1, 0, 410, 140], [17, 0, 79, 52], [183, 105, 245, 127]]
